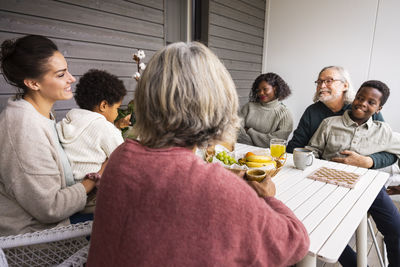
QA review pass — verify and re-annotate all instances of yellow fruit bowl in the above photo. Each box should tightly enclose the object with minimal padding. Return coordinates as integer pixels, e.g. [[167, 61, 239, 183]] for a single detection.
[[264, 159, 285, 178], [240, 152, 287, 179]]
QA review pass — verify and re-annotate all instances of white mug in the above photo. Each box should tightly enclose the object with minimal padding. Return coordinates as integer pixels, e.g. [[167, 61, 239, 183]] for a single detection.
[[293, 148, 314, 170]]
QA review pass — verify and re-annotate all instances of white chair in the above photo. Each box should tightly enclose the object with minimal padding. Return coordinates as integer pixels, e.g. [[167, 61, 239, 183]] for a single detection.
[[368, 217, 387, 267], [0, 248, 8, 267], [57, 243, 90, 267], [0, 221, 92, 267]]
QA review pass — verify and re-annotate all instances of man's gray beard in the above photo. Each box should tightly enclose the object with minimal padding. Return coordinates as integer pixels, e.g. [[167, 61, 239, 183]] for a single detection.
[[316, 90, 342, 103], [319, 94, 335, 103]]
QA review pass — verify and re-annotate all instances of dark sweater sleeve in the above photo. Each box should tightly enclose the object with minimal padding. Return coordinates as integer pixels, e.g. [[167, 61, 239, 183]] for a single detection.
[[287, 108, 312, 153], [369, 112, 398, 169], [370, 152, 398, 169]]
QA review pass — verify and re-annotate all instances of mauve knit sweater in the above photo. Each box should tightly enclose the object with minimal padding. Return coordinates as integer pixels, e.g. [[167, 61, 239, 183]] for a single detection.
[[87, 139, 309, 267]]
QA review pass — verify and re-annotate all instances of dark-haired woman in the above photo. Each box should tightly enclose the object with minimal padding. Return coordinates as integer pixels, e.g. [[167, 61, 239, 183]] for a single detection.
[[237, 72, 293, 148], [0, 35, 96, 235]]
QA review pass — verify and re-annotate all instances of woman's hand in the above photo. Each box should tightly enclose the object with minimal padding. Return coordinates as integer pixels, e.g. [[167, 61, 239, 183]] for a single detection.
[[114, 114, 131, 129], [247, 176, 276, 197], [331, 150, 373, 168]]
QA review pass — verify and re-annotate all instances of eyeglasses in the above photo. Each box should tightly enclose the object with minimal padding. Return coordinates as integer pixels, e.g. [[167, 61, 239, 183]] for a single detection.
[[314, 79, 343, 86]]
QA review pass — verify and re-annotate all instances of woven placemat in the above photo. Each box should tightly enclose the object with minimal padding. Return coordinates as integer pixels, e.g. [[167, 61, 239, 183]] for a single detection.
[[307, 167, 361, 188]]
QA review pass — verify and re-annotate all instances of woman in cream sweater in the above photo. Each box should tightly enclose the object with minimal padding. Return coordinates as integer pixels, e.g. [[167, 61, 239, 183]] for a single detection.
[[237, 72, 293, 147], [0, 35, 97, 235]]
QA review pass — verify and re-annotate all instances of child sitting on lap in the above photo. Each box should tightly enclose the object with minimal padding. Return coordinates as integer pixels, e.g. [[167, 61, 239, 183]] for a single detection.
[[306, 80, 400, 162], [306, 81, 400, 265], [57, 69, 126, 213]]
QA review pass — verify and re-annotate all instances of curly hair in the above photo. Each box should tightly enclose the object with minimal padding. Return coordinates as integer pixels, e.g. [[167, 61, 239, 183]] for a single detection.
[[249, 72, 291, 102], [358, 80, 390, 107], [75, 69, 127, 110]]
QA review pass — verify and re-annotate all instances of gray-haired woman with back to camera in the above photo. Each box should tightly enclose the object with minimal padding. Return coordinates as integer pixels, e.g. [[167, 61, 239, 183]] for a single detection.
[[87, 42, 309, 267]]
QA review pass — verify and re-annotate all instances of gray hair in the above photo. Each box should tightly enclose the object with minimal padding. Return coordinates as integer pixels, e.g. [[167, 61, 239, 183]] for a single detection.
[[133, 42, 240, 148], [313, 66, 355, 104]]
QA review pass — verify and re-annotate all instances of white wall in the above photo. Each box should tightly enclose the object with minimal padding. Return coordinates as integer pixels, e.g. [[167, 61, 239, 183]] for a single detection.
[[263, 0, 400, 132], [368, 0, 400, 131]]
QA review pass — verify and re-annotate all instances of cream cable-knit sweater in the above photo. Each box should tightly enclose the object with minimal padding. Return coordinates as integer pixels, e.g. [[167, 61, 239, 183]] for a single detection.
[[0, 98, 87, 235], [237, 99, 293, 147], [56, 109, 124, 182]]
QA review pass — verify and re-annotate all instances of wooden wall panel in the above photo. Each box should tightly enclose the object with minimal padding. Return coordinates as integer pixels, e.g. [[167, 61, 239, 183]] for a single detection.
[[210, 1, 264, 28], [213, 47, 262, 63], [209, 25, 263, 46], [244, 0, 266, 9], [1, 0, 163, 37], [221, 60, 262, 72], [209, 0, 265, 106], [125, 0, 163, 10], [0, 0, 165, 118], [1, 0, 267, 114], [234, 79, 255, 89], [209, 13, 263, 37], [209, 36, 262, 54], [0, 31, 156, 63], [62, 0, 164, 24], [214, 0, 265, 19], [0, 12, 164, 50]]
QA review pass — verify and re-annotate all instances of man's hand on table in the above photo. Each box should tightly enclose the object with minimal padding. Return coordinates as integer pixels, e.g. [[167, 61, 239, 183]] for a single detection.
[[331, 150, 373, 168], [248, 176, 276, 197]]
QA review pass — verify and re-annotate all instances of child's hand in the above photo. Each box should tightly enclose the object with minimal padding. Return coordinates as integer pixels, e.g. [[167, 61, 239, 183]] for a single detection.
[[114, 114, 131, 129], [85, 173, 102, 188], [331, 150, 373, 168]]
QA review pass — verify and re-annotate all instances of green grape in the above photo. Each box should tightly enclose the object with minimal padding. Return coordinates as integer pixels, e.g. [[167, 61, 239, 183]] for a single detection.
[[215, 151, 238, 165], [216, 152, 224, 159]]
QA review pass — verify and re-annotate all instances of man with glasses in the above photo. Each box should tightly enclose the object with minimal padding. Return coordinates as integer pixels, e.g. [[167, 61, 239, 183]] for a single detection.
[[287, 65, 399, 266], [287, 65, 396, 169]]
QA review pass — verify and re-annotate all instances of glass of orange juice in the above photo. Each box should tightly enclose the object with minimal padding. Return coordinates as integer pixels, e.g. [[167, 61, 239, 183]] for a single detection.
[[270, 138, 286, 159]]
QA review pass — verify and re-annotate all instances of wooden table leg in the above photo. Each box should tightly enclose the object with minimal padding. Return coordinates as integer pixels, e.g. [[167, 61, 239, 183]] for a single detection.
[[356, 215, 368, 267], [297, 253, 316, 267]]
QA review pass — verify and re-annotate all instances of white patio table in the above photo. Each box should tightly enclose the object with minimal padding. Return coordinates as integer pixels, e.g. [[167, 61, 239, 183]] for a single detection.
[[234, 143, 389, 267]]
